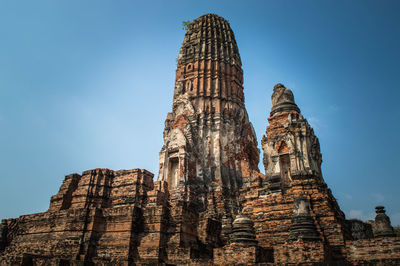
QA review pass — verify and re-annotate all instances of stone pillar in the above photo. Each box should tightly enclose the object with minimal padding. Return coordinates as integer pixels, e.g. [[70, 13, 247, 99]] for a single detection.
[[374, 206, 395, 237], [288, 196, 320, 241]]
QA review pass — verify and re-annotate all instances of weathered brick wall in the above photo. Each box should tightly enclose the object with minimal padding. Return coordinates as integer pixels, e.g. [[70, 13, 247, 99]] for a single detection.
[[0, 168, 159, 265], [346, 237, 400, 265], [214, 244, 257, 265], [90, 206, 137, 263], [274, 241, 327, 264], [1, 209, 87, 264], [241, 178, 349, 254], [136, 181, 169, 263], [49, 168, 154, 211]]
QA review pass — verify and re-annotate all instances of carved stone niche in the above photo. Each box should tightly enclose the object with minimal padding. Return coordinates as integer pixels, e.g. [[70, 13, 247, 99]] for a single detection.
[[374, 206, 396, 237], [166, 150, 180, 190], [267, 140, 292, 192], [288, 196, 320, 242], [279, 153, 291, 189]]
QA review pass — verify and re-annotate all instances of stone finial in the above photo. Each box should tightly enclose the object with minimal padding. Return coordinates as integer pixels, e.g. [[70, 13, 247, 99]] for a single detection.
[[288, 196, 320, 241], [374, 206, 395, 237], [270, 83, 300, 116], [230, 215, 258, 246]]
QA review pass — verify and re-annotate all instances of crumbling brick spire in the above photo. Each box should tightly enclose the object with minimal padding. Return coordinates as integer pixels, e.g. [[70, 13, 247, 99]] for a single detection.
[[254, 84, 350, 257], [174, 13, 245, 110], [158, 13, 259, 220], [262, 83, 323, 190]]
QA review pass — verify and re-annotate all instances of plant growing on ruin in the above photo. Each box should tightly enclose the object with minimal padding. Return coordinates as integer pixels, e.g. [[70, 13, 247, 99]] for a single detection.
[[182, 21, 191, 30]]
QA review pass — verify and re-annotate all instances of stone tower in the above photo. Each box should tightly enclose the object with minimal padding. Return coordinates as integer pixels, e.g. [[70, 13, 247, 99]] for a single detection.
[[158, 14, 259, 219], [262, 83, 323, 190], [240, 83, 351, 260]]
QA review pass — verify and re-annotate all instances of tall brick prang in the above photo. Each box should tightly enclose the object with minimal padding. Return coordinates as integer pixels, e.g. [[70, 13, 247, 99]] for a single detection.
[[157, 14, 259, 248]]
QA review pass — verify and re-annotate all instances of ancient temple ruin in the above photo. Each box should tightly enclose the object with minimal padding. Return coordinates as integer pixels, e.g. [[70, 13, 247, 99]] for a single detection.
[[1, 13, 399, 265]]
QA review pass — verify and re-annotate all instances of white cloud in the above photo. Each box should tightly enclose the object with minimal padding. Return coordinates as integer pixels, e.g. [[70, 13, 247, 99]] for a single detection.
[[349, 210, 363, 219], [308, 117, 320, 130], [391, 213, 400, 226], [372, 193, 385, 203], [344, 194, 353, 200], [348, 209, 375, 222], [328, 105, 341, 112]]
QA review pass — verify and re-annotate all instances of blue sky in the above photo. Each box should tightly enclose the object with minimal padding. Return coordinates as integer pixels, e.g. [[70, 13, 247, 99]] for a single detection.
[[1, 0, 399, 225]]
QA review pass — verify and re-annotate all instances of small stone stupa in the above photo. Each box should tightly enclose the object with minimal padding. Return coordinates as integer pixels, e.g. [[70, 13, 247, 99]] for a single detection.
[[288, 195, 320, 241], [230, 214, 258, 246], [374, 206, 396, 237]]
